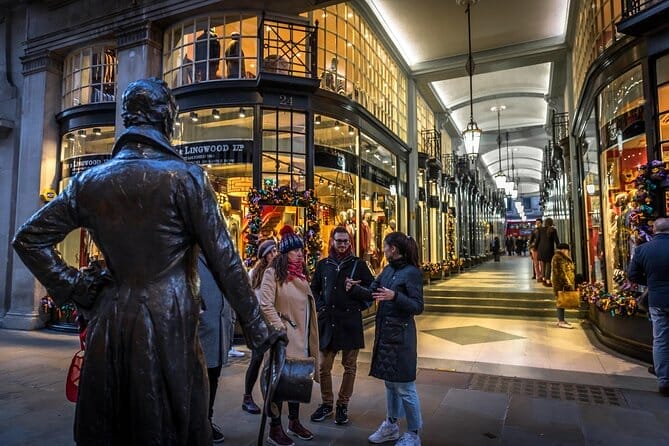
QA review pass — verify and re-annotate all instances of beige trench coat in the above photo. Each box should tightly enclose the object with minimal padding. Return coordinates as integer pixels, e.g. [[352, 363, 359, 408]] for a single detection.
[[259, 267, 320, 382]]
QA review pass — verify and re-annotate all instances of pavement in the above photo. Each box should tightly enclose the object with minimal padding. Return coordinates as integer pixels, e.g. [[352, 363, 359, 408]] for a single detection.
[[1, 327, 669, 446]]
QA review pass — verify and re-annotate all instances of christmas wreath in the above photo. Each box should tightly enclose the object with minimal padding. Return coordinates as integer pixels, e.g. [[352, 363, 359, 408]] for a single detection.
[[243, 184, 323, 272]]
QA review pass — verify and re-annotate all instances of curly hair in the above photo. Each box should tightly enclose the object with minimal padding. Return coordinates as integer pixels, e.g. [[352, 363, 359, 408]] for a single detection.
[[271, 253, 310, 285]]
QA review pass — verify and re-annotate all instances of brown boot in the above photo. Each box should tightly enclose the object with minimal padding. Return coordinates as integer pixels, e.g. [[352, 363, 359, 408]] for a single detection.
[[268, 423, 294, 446], [242, 394, 261, 414], [288, 419, 313, 440]]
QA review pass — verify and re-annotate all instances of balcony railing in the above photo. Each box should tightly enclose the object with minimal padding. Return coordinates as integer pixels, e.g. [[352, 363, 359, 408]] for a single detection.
[[259, 16, 318, 79]]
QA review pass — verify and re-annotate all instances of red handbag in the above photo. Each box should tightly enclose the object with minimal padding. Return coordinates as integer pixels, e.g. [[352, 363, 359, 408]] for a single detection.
[[65, 324, 87, 402]]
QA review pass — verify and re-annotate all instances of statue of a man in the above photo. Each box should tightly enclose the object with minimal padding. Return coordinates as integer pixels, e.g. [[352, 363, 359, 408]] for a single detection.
[[13, 78, 285, 445]]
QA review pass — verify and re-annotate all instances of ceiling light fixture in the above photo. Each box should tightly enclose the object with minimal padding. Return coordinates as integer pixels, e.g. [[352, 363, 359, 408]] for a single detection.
[[334, 120, 340, 131], [92, 128, 102, 136], [190, 112, 199, 122], [238, 107, 246, 118], [348, 125, 355, 136], [459, 0, 481, 157], [504, 131, 515, 196], [212, 109, 221, 119], [491, 105, 507, 189], [315, 115, 322, 125], [77, 129, 87, 138]]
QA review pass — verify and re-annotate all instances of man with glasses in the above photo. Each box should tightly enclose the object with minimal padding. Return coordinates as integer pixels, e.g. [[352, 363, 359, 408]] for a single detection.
[[310, 226, 375, 425]]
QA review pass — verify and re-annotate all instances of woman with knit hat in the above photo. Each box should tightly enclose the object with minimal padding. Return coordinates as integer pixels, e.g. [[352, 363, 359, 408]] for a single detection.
[[259, 226, 319, 445], [242, 239, 279, 415]]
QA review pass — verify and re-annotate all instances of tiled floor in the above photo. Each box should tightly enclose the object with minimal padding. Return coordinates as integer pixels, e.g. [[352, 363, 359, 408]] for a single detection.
[[358, 255, 655, 391]]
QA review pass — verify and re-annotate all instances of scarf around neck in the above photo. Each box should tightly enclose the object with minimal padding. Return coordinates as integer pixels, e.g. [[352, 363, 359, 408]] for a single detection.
[[287, 259, 307, 282]]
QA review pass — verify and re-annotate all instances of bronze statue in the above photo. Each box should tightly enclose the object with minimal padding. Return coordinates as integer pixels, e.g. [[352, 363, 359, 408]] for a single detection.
[[13, 78, 286, 445]]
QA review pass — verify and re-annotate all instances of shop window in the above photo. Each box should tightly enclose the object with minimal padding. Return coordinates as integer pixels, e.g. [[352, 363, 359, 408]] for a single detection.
[[314, 116, 358, 255], [657, 54, 669, 162], [598, 66, 647, 291], [261, 109, 306, 190], [163, 14, 258, 87], [316, 4, 407, 142], [581, 111, 604, 283], [62, 44, 117, 109], [359, 135, 397, 274], [58, 125, 115, 268]]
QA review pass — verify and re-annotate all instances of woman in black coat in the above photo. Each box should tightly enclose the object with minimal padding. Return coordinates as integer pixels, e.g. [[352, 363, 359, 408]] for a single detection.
[[347, 232, 424, 445]]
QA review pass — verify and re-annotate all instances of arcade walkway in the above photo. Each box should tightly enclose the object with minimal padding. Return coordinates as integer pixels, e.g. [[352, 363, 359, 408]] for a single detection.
[[1, 256, 667, 445]]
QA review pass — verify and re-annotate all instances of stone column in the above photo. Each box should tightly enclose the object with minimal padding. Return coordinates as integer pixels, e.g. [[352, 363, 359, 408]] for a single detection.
[[407, 79, 418, 237], [2, 50, 63, 330], [115, 22, 163, 136]]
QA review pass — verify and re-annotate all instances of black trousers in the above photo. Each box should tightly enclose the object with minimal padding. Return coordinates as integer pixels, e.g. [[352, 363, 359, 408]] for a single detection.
[[207, 365, 222, 420], [270, 402, 300, 426]]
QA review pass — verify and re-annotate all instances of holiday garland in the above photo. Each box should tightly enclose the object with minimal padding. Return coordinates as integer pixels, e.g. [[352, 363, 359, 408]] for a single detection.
[[243, 184, 323, 272], [580, 160, 668, 318]]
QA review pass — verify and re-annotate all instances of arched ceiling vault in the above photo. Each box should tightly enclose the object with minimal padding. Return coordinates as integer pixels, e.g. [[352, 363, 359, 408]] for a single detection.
[[363, 0, 574, 198]]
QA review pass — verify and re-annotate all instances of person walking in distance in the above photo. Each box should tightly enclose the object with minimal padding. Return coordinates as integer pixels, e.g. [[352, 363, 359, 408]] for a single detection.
[[11, 78, 284, 445], [242, 239, 278, 414], [551, 243, 575, 329], [310, 226, 375, 425], [536, 217, 560, 286], [346, 232, 424, 446], [529, 218, 543, 280], [259, 226, 320, 445], [197, 254, 235, 442], [628, 218, 669, 396]]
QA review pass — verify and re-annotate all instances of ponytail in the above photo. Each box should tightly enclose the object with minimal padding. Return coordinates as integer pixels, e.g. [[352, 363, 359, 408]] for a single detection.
[[384, 231, 420, 268]]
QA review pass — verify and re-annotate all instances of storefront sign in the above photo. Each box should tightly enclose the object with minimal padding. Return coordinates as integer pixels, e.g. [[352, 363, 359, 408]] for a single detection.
[[360, 161, 394, 188], [601, 105, 644, 149], [61, 154, 111, 178], [175, 140, 252, 165]]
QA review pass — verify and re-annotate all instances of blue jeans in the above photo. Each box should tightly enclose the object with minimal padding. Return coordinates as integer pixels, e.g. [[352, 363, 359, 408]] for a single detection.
[[650, 307, 669, 387], [385, 381, 422, 431]]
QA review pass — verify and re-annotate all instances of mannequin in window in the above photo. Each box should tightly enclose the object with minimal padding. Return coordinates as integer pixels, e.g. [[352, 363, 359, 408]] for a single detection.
[[614, 192, 631, 270], [322, 57, 345, 94], [224, 32, 245, 79], [221, 198, 240, 250], [360, 210, 372, 262], [379, 219, 397, 269], [345, 209, 357, 253], [195, 29, 222, 82]]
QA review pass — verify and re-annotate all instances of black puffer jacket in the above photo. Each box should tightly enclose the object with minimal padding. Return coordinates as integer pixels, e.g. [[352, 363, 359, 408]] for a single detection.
[[351, 259, 424, 382], [311, 255, 374, 350]]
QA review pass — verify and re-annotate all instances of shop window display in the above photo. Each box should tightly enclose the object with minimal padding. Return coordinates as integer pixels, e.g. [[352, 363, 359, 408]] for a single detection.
[[581, 110, 604, 283], [657, 54, 669, 162], [163, 15, 258, 87], [173, 106, 254, 254], [359, 136, 397, 274], [314, 115, 358, 255], [599, 66, 647, 291], [62, 44, 117, 109], [58, 126, 115, 268]]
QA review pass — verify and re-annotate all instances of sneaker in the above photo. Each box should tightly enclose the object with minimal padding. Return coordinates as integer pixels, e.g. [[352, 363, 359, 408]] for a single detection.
[[395, 431, 421, 446], [211, 422, 225, 443], [228, 347, 245, 358], [310, 404, 333, 422], [242, 394, 261, 414], [288, 419, 313, 440], [268, 424, 294, 446], [557, 321, 573, 329], [334, 404, 348, 425], [368, 420, 400, 444]]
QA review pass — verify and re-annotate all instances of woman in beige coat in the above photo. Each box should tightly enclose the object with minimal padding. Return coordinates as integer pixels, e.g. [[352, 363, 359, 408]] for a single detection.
[[260, 226, 319, 446]]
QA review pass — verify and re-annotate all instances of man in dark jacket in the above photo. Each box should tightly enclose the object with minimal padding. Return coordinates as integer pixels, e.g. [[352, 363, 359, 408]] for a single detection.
[[310, 226, 374, 425], [12, 78, 284, 445], [628, 217, 669, 396]]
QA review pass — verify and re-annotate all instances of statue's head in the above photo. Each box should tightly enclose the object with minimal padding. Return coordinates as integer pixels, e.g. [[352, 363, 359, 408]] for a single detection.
[[121, 78, 178, 138]]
